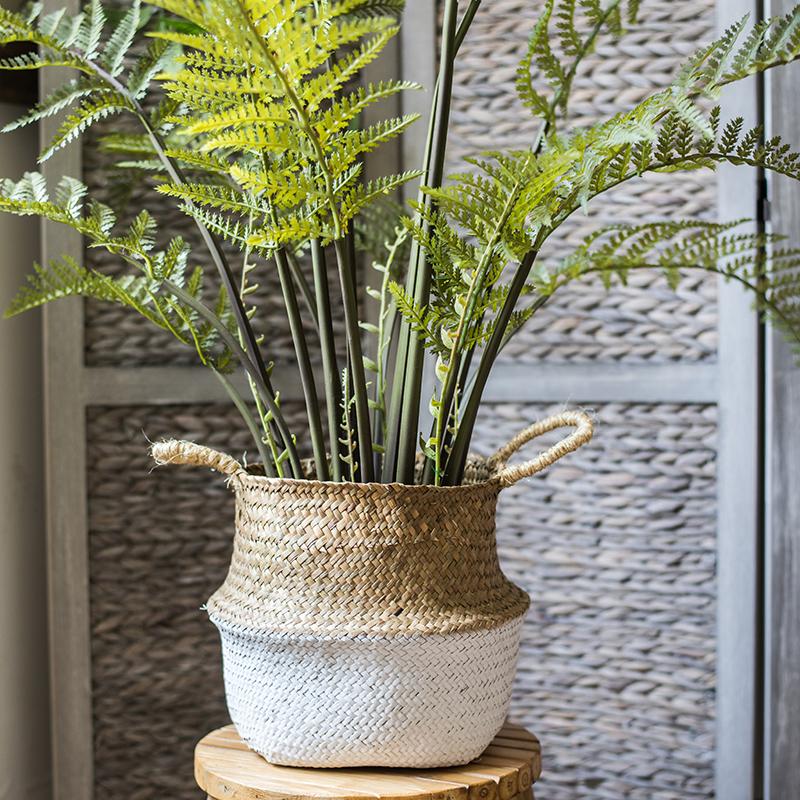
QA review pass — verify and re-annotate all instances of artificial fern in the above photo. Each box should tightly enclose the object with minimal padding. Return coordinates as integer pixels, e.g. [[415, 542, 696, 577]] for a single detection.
[[2, 0, 800, 485]]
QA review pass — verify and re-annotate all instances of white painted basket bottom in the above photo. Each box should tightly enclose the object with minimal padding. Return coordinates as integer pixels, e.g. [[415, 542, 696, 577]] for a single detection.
[[212, 614, 526, 768]]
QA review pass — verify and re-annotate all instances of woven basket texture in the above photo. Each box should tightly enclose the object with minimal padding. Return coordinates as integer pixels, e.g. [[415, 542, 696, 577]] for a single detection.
[[87, 400, 716, 799], [444, 0, 718, 365], [211, 475, 528, 637], [200, 471, 532, 767]]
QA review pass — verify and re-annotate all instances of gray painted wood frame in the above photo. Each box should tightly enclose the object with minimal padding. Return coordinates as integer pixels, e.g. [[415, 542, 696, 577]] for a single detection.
[[765, 1, 800, 794], [715, 1, 763, 797], [40, 0, 93, 794]]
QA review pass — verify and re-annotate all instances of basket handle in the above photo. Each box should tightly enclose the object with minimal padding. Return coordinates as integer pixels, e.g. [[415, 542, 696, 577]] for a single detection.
[[150, 439, 243, 477], [487, 410, 593, 488]]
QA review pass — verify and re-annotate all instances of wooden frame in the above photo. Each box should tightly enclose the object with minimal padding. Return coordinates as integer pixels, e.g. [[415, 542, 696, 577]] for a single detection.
[[765, 1, 800, 795], [714, 2, 763, 798], [40, 0, 92, 795]]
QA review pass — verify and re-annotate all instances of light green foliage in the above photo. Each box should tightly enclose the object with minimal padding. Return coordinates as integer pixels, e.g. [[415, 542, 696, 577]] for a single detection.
[[145, 0, 421, 246], [2, 172, 232, 366], [535, 220, 800, 356]]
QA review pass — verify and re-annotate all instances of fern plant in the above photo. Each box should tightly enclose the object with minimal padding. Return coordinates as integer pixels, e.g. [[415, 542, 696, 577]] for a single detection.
[[2, 0, 800, 485]]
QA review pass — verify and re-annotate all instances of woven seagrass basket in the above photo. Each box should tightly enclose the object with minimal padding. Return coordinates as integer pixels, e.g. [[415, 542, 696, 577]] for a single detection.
[[152, 410, 593, 768]]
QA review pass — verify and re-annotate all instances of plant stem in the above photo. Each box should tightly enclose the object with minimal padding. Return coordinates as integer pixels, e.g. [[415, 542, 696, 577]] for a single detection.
[[161, 278, 303, 477], [285, 248, 320, 331], [334, 237, 374, 481], [454, 0, 482, 51], [239, 239, 286, 476], [212, 366, 273, 474], [311, 237, 343, 481], [390, 0, 459, 484], [444, 252, 541, 484], [274, 246, 329, 480], [371, 227, 406, 463]]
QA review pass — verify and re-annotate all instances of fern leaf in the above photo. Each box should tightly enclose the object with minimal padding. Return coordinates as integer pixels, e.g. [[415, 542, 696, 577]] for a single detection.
[[100, 0, 140, 76], [75, 0, 105, 59], [40, 94, 133, 161], [1, 78, 99, 132]]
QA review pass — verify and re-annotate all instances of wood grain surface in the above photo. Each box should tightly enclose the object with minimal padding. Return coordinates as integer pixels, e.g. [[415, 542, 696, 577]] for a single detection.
[[196, 723, 541, 800]]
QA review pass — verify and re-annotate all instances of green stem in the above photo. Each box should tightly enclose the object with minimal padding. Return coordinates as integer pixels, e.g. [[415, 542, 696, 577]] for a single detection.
[[334, 237, 374, 481], [371, 228, 406, 462], [311, 237, 343, 481], [161, 278, 302, 477], [274, 246, 329, 480], [454, 0, 482, 51], [239, 240, 286, 476], [212, 366, 273, 474], [444, 252, 541, 485], [391, 0, 459, 484], [285, 248, 320, 331]]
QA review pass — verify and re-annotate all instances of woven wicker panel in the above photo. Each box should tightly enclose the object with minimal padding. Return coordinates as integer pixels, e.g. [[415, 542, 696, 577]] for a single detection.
[[87, 402, 307, 800], [446, 0, 718, 363], [472, 401, 717, 800]]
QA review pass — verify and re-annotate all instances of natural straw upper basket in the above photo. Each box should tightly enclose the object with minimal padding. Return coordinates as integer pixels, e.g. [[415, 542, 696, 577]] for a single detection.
[[152, 410, 593, 768]]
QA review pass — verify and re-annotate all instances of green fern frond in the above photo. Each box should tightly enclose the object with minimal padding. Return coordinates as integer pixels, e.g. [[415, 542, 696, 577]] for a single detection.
[[41, 93, 134, 161], [314, 80, 421, 142], [339, 171, 422, 224], [156, 182, 256, 217], [531, 220, 800, 353], [1, 78, 98, 132], [99, 0, 140, 75], [516, 0, 642, 133]]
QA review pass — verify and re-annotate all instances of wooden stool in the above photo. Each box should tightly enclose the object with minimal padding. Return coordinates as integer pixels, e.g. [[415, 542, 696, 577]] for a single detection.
[[196, 723, 542, 800]]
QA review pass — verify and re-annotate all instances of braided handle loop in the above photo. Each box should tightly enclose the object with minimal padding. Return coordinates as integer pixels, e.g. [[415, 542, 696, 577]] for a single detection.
[[151, 439, 243, 477], [488, 410, 593, 488]]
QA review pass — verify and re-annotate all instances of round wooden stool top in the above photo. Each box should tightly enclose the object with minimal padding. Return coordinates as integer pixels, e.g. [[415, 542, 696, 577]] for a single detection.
[[196, 723, 542, 800]]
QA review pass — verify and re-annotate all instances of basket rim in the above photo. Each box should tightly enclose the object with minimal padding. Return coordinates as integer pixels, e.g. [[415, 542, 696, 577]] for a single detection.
[[231, 466, 500, 494]]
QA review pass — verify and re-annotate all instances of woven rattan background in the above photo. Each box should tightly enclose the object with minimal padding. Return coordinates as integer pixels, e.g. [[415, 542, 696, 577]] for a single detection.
[[445, 0, 717, 363], [473, 402, 717, 800]]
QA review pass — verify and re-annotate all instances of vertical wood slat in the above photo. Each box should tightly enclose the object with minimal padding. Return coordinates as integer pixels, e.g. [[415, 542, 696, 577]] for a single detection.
[[40, 0, 93, 794], [765, 1, 800, 794], [714, 0, 762, 797]]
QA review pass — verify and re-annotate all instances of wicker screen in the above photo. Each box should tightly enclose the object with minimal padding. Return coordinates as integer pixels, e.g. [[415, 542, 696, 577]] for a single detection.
[[82, 1, 721, 798], [473, 402, 716, 799]]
